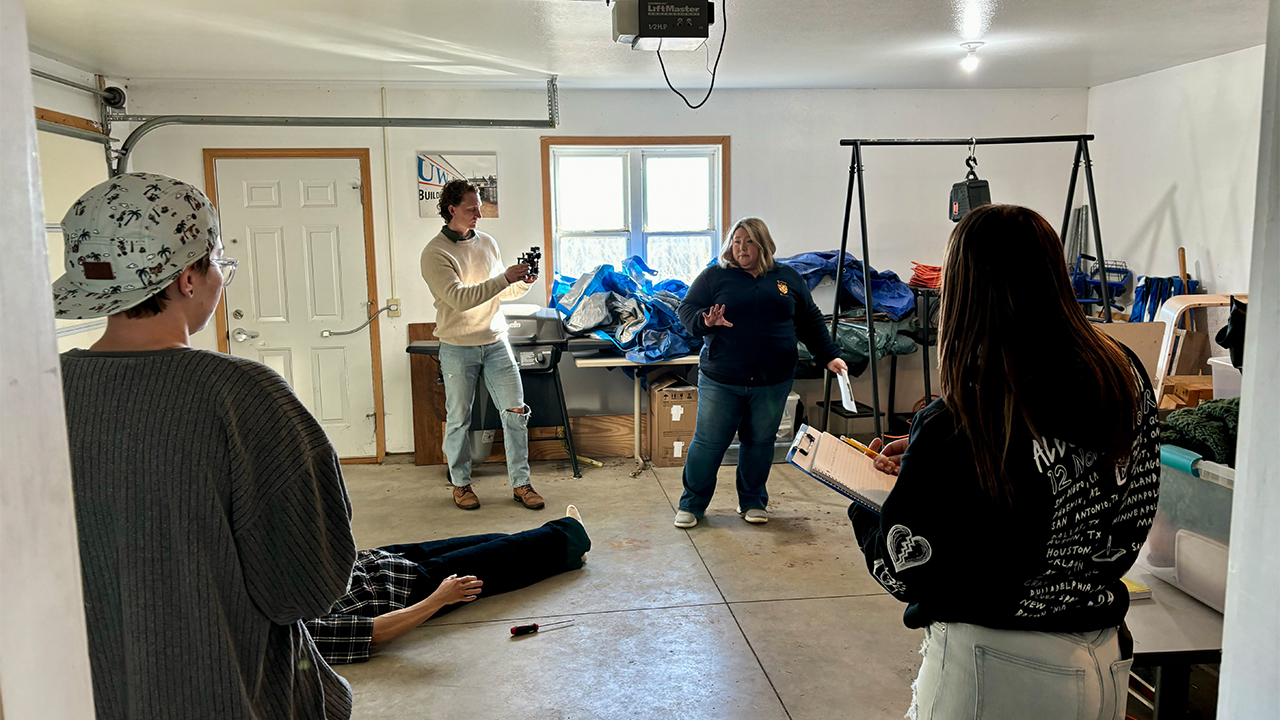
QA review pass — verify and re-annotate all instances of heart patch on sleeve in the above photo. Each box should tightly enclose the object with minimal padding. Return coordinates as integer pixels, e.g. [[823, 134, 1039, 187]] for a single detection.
[[886, 524, 933, 572]]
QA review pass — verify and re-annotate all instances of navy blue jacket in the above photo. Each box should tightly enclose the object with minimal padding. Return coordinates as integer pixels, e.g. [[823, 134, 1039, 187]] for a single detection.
[[679, 263, 841, 386]]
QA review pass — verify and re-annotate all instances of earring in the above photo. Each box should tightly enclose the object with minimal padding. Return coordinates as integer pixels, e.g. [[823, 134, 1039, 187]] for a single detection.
[[189, 290, 195, 297]]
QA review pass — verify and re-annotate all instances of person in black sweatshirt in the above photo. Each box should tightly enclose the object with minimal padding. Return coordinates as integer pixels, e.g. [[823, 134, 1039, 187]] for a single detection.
[[850, 205, 1159, 720], [675, 218, 847, 528]]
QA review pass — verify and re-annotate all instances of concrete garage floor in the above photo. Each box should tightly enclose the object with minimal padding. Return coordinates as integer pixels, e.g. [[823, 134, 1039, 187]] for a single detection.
[[337, 458, 923, 720]]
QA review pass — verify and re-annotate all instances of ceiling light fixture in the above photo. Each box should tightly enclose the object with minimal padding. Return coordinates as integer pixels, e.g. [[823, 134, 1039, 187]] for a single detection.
[[960, 41, 983, 73]]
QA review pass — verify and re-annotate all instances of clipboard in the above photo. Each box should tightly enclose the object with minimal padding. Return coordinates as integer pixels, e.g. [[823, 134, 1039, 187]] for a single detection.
[[786, 424, 896, 512]]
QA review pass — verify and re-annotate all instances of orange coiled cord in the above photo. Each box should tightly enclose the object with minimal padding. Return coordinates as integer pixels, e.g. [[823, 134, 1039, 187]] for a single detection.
[[908, 262, 942, 289]]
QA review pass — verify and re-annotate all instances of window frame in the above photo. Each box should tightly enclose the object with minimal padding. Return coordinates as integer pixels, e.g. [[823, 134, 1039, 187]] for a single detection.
[[541, 136, 730, 302]]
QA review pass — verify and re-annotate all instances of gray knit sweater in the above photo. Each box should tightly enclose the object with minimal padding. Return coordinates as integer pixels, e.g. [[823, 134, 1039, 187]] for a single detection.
[[60, 348, 357, 720]]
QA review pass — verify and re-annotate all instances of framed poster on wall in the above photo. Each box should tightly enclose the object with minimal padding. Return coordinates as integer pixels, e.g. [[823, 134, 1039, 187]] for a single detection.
[[417, 152, 499, 218]]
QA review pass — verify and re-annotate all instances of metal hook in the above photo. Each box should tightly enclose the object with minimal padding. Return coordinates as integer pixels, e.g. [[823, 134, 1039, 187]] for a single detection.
[[964, 138, 980, 179]]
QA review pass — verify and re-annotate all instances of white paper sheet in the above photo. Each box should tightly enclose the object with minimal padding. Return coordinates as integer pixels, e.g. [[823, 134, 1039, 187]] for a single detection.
[[836, 370, 857, 412]]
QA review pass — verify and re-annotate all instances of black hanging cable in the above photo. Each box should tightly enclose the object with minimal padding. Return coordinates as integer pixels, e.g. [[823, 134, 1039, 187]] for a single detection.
[[656, 0, 727, 109]]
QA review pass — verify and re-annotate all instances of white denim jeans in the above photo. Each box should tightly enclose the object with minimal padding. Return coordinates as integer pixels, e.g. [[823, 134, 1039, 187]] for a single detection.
[[910, 623, 1131, 720]]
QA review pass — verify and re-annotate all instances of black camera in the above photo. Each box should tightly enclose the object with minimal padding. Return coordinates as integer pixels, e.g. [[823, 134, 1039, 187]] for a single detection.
[[518, 247, 542, 278]]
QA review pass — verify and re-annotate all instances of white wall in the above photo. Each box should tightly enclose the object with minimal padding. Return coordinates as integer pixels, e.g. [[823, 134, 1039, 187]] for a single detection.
[[1088, 46, 1266, 294], [1219, 1, 1280, 713], [3, 22, 96, 720], [119, 83, 1088, 453]]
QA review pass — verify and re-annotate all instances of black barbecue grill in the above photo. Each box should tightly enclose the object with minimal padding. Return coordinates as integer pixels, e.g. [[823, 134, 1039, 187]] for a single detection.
[[406, 305, 608, 478]]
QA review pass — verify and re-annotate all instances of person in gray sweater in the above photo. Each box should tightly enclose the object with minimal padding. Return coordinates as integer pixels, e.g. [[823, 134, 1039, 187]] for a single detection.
[[420, 178, 541, 511], [53, 173, 357, 720]]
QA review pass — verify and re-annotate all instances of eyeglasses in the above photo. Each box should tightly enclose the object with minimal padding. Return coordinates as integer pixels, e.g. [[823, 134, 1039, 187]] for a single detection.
[[211, 256, 238, 287]]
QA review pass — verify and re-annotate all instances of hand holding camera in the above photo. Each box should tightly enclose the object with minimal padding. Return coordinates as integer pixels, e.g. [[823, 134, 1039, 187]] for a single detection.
[[512, 246, 541, 283]]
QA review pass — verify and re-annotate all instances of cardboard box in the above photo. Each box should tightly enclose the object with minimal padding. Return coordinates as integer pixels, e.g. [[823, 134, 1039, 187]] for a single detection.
[[649, 372, 698, 467]]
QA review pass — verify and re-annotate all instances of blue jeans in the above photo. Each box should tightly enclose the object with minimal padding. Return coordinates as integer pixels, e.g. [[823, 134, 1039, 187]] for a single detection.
[[679, 374, 793, 516], [438, 339, 530, 488]]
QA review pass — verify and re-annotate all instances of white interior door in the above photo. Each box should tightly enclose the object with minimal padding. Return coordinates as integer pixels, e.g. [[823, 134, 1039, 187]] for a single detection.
[[216, 157, 378, 458]]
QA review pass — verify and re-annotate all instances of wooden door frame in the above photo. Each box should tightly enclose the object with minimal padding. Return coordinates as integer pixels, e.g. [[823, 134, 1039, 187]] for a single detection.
[[539, 135, 731, 304], [202, 148, 386, 463]]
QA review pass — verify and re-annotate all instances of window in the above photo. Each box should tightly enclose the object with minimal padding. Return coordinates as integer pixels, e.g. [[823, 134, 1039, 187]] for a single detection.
[[544, 138, 727, 288]]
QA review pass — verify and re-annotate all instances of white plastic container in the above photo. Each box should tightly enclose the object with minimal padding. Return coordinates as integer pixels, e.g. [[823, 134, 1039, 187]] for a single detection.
[[1208, 356, 1241, 399], [1141, 459, 1235, 613]]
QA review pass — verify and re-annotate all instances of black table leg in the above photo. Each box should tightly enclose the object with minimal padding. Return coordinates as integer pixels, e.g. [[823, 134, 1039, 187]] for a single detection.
[[920, 291, 932, 403], [1152, 664, 1191, 720], [887, 354, 898, 434], [552, 362, 581, 478]]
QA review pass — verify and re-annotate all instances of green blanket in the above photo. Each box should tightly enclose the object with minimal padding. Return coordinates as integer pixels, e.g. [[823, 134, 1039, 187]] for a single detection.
[[1161, 397, 1241, 466]]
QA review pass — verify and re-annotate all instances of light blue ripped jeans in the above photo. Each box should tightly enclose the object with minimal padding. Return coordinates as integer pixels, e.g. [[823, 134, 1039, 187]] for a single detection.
[[438, 339, 530, 489], [910, 622, 1131, 720]]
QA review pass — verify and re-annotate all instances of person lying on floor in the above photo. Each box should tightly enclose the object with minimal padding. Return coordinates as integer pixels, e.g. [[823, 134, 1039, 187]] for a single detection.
[[305, 506, 591, 664]]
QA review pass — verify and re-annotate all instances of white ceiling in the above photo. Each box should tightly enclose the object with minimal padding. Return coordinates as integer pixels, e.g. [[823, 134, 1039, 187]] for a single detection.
[[26, 0, 1270, 90]]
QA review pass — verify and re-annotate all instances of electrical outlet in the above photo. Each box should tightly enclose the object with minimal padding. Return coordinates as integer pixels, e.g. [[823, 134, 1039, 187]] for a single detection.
[[388, 299, 402, 318]]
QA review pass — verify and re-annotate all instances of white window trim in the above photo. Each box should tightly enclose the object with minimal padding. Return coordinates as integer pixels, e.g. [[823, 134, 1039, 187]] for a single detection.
[[547, 143, 724, 282]]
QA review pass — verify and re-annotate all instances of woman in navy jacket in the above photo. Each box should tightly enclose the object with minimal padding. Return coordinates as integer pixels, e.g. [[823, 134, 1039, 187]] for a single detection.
[[675, 218, 847, 528]]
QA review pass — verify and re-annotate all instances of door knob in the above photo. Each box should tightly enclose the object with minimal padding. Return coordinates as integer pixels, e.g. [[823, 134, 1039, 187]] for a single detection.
[[231, 327, 260, 343]]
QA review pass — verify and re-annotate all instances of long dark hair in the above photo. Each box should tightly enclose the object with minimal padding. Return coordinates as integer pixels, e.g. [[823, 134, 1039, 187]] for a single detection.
[[938, 204, 1137, 502]]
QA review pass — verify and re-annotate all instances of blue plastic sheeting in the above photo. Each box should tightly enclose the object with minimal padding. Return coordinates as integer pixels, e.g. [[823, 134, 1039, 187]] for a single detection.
[[776, 251, 915, 320], [550, 257, 701, 363]]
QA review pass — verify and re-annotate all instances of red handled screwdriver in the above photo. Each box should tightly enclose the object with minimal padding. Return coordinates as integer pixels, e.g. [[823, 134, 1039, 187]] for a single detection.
[[510, 619, 575, 636]]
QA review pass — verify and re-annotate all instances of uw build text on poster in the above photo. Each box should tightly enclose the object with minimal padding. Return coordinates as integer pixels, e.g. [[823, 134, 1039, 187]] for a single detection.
[[417, 152, 499, 218]]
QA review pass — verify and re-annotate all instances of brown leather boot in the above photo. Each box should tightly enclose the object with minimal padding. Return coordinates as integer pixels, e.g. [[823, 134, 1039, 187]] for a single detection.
[[453, 484, 480, 510], [512, 484, 545, 510]]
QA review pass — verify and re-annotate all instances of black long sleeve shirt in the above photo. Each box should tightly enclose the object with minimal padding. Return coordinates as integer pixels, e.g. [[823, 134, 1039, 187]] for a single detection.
[[678, 263, 841, 386], [850, 349, 1160, 633]]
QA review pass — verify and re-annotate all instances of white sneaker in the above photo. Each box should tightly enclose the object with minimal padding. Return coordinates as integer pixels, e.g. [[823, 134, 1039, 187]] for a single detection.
[[674, 510, 698, 528], [737, 506, 769, 524], [566, 505, 587, 562]]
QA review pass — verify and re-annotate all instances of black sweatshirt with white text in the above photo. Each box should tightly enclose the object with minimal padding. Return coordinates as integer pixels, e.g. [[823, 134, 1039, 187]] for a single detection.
[[679, 263, 841, 386], [849, 347, 1160, 632]]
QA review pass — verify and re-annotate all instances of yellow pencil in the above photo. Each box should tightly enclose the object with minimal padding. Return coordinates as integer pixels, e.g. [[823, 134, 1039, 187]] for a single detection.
[[839, 435, 880, 459]]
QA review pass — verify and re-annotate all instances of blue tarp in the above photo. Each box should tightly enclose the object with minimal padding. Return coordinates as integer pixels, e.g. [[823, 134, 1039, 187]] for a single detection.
[[776, 251, 915, 321], [551, 257, 701, 363]]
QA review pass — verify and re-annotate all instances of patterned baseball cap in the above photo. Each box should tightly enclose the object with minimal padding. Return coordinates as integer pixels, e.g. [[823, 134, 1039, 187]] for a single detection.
[[52, 173, 220, 319]]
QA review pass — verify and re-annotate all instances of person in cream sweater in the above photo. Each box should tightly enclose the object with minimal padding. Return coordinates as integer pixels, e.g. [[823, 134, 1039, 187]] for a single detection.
[[420, 179, 541, 511]]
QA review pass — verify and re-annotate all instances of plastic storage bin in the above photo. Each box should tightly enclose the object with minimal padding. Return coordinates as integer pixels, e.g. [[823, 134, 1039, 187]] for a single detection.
[[1208, 356, 1241, 399], [1140, 449, 1235, 612]]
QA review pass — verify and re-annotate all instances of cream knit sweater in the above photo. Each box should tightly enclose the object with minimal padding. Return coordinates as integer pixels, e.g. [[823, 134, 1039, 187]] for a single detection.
[[420, 228, 533, 346]]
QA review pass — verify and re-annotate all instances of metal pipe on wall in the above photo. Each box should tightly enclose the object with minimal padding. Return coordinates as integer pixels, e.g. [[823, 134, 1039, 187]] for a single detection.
[[112, 114, 556, 175], [111, 77, 561, 176], [380, 87, 398, 302], [30, 68, 122, 105]]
